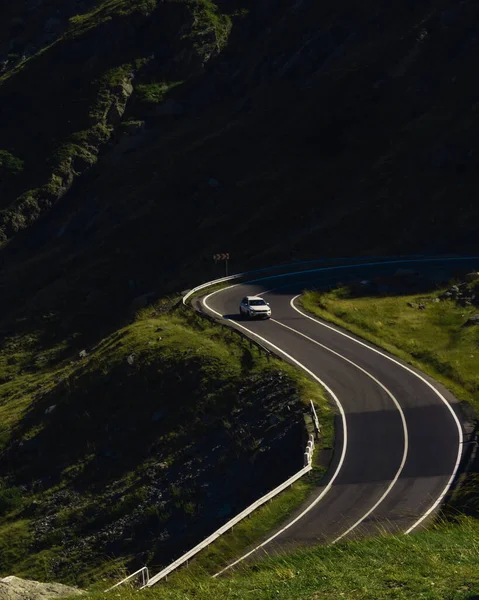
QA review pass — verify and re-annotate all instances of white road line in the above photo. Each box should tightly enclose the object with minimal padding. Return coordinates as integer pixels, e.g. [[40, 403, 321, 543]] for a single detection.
[[268, 316, 408, 544], [290, 296, 464, 534], [199, 262, 467, 572], [202, 288, 348, 577]]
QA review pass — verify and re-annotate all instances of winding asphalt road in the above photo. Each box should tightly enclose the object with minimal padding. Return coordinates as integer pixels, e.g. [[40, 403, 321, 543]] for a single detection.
[[201, 259, 478, 573]]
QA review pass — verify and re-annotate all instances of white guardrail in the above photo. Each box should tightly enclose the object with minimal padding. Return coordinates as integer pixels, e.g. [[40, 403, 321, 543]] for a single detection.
[[106, 567, 150, 591], [109, 254, 474, 591], [144, 453, 313, 587], [310, 400, 321, 438], [181, 253, 434, 306]]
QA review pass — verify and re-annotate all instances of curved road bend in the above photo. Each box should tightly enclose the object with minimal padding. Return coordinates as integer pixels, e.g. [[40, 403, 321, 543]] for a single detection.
[[202, 260, 477, 568]]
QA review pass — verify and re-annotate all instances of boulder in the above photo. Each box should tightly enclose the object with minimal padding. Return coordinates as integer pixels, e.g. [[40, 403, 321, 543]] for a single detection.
[[106, 80, 134, 125], [465, 272, 479, 282], [439, 291, 452, 300], [0, 576, 83, 600], [464, 314, 479, 327]]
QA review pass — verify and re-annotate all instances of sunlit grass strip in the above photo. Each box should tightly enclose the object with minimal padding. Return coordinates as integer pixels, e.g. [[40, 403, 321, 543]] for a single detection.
[[301, 289, 479, 411], [87, 517, 479, 599]]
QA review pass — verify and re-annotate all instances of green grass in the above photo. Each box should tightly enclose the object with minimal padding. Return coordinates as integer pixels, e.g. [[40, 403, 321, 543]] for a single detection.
[[0, 300, 333, 585], [135, 81, 183, 104], [0, 521, 33, 576], [301, 288, 479, 411], [168, 360, 333, 577], [0, 150, 24, 178], [85, 517, 479, 599], [67, 0, 158, 38], [181, 0, 232, 57]]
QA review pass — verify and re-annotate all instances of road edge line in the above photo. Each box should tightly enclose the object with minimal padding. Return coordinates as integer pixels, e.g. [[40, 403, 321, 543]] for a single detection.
[[202, 287, 348, 577], [271, 312, 408, 543], [290, 296, 464, 534]]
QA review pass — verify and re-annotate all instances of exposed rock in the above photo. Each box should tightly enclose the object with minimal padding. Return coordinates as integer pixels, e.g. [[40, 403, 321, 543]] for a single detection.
[[439, 281, 477, 307], [0, 576, 83, 600], [463, 314, 479, 327], [407, 302, 419, 309], [465, 272, 479, 282], [107, 80, 134, 125]]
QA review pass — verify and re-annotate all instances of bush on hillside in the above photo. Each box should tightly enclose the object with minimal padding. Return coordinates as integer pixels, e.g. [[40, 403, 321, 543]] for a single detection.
[[0, 150, 24, 180]]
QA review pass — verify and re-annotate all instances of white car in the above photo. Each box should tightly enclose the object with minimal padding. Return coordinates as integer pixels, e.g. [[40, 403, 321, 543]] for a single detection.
[[239, 296, 271, 319]]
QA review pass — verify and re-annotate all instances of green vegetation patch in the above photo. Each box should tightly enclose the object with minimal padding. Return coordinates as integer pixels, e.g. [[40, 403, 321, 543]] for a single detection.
[[0, 150, 24, 180], [0, 302, 333, 585], [301, 288, 479, 411], [135, 81, 183, 103], [180, 0, 232, 58], [67, 0, 158, 38], [87, 517, 479, 599]]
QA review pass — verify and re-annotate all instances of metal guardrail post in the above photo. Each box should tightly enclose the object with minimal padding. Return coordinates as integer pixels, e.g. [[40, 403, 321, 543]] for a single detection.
[[310, 400, 321, 439], [144, 463, 312, 587], [145, 255, 476, 588], [105, 567, 149, 592]]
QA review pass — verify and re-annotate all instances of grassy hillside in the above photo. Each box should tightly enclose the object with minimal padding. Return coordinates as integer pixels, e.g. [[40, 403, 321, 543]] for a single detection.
[[0, 300, 333, 585], [86, 517, 479, 599], [0, 0, 478, 596], [301, 279, 479, 411], [301, 275, 479, 526]]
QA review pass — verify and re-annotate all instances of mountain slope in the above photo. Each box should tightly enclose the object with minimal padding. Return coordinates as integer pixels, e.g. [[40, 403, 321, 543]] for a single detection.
[[1, 0, 478, 340], [0, 0, 478, 588]]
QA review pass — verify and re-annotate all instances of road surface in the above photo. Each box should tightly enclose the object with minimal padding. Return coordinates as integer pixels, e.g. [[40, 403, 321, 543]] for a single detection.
[[201, 259, 477, 573]]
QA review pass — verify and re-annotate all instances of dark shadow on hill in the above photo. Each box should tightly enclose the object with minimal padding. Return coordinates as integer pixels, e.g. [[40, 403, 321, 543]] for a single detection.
[[0, 357, 307, 573]]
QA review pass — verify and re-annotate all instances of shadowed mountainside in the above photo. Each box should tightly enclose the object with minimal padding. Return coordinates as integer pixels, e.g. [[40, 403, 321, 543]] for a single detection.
[[0, 0, 478, 337]]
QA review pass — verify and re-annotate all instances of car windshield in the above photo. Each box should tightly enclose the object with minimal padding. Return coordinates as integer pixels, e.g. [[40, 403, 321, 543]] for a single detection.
[[249, 299, 266, 306]]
